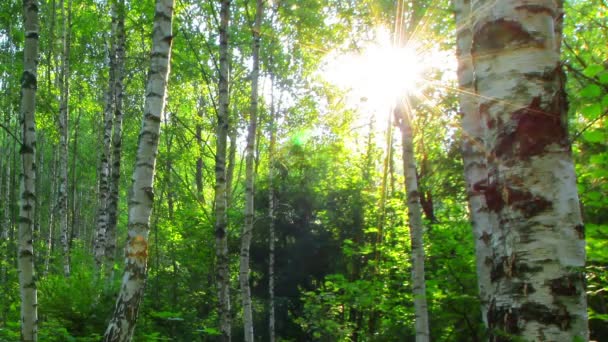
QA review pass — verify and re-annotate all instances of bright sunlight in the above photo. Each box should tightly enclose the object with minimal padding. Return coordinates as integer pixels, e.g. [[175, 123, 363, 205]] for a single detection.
[[322, 27, 449, 118]]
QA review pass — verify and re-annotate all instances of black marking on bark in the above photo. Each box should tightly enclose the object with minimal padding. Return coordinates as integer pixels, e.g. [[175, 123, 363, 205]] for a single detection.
[[495, 96, 567, 160], [483, 181, 504, 213], [21, 71, 37, 90], [506, 187, 552, 218], [472, 19, 537, 55], [480, 231, 491, 246], [25, 31, 39, 39], [574, 224, 585, 238], [549, 273, 581, 296], [215, 225, 226, 239], [488, 301, 571, 339], [512, 281, 535, 296], [491, 255, 544, 282]]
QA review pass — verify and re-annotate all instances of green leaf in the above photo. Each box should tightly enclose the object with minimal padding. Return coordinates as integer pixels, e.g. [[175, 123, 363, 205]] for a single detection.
[[599, 72, 608, 85], [603, 94, 608, 108], [580, 84, 602, 98], [581, 103, 602, 119], [583, 64, 604, 78], [582, 130, 604, 143]]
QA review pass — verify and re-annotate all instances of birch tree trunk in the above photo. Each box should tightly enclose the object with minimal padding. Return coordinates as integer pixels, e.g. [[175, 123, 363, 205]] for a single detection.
[[267, 74, 278, 342], [103, 0, 173, 339], [58, 0, 72, 277], [18, 0, 40, 339], [239, 1, 263, 340], [395, 104, 430, 342], [215, 0, 232, 339], [106, 0, 126, 272], [95, 33, 115, 266], [470, 0, 588, 339], [454, 0, 493, 324]]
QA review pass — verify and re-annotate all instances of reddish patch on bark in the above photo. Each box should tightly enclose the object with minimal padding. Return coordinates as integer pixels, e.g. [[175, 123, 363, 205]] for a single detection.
[[494, 96, 568, 160], [472, 19, 537, 54], [128, 235, 148, 261], [478, 178, 551, 217]]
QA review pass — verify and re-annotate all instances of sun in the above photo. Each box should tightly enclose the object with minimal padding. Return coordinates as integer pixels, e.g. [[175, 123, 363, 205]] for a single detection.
[[322, 27, 442, 118]]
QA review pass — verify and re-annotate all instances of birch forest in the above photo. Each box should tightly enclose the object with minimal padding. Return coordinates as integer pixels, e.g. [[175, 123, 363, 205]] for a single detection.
[[1, 0, 607, 341]]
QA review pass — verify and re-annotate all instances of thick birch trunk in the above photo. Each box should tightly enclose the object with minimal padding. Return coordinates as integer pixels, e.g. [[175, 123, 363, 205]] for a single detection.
[[103, 0, 173, 340], [239, 2, 263, 340], [470, 1, 588, 340], [106, 0, 126, 272], [454, 0, 493, 324], [18, 0, 40, 340], [58, 0, 72, 277], [396, 105, 430, 342], [215, 0, 232, 340]]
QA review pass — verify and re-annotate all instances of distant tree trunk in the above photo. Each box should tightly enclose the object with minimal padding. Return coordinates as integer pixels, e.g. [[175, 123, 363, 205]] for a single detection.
[[195, 97, 204, 197], [95, 0, 118, 269], [239, 1, 263, 340], [395, 104, 430, 342], [103, 0, 174, 339], [44, 149, 58, 276], [214, 0, 232, 340], [106, 0, 126, 273], [470, 1, 588, 340], [58, 0, 72, 277], [225, 126, 237, 208], [454, 0, 493, 325], [267, 72, 278, 342], [18, 0, 40, 340]]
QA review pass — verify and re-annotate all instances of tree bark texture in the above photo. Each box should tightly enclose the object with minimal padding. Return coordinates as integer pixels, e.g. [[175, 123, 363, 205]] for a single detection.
[[18, 0, 40, 340], [239, 1, 263, 340], [95, 0, 117, 267], [454, 0, 493, 324], [103, 0, 173, 340], [107, 0, 127, 273], [395, 104, 430, 342], [267, 75, 277, 342], [470, 0, 588, 340], [214, 0, 232, 340], [58, 0, 72, 277]]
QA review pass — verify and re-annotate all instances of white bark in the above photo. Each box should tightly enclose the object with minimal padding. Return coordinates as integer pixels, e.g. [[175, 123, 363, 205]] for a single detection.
[[396, 104, 430, 342], [215, 0, 232, 340], [107, 0, 126, 273], [470, 0, 588, 340], [454, 0, 493, 324], [95, 6, 116, 267], [58, 0, 72, 277], [103, 0, 174, 340], [239, 0, 263, 340], [18, 0, 39, 340]]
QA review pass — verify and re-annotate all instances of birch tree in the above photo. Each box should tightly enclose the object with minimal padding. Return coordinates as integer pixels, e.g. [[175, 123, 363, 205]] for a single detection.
[[454, 0, 493, 324], [103, 0, 174, 339], [214, 0, 232, 339], [395, 103, 430, 342], [470, 0, 588, 339], [58, 0, 72, 277], [18, 0, 40, 339], [239, 0, 263, 340]]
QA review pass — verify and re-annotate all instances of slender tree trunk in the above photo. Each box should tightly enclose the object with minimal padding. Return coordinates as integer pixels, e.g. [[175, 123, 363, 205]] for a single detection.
[[106, 0, 126, 274], [267, 72, 278, 342], [58, 0, 72, 277], [95, 0, 118, 268], [103, 0, 174, 339], [239, 1, 263, 340], [395, 104, 430, 342], [18, 0, 40, 339], [196, 97, 204, 197], [215, 0, 232, 340], [225, 126, 237, 208], [44, 149, 58, 276], [454, 0, 493, 325], [470, 1, 588, 340]]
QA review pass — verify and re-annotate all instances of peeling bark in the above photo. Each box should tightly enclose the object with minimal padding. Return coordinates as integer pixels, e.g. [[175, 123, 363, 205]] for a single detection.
[[470, 1, 588, 340], [18, 0, 40, 340], [103, 0, 173, 340]]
